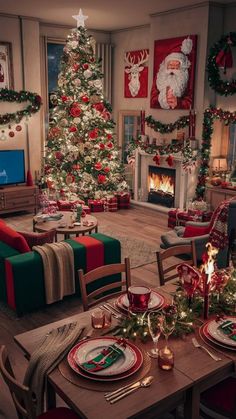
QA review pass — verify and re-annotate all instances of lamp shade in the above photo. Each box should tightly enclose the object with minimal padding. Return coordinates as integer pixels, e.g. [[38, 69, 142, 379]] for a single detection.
[[212, 157, 227, 171]]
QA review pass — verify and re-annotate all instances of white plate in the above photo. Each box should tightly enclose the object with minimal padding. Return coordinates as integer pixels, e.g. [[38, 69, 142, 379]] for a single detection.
[[119, 290, 164, 311], [74, 337, 137, 376], [207, 317, 236, 347]]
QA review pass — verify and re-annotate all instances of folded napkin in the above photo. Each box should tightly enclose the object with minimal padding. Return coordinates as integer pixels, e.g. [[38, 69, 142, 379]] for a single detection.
[[81, 340, 126, 373], [24, 322, 85, 415], [218, 320, 236, 341]]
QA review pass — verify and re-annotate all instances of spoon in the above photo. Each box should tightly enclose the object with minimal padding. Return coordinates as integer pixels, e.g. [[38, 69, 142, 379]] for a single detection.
[[109, 376, 154, 404]]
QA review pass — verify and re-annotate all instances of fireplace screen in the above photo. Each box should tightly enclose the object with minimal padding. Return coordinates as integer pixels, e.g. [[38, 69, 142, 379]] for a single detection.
[[148, 166, 176, 207]]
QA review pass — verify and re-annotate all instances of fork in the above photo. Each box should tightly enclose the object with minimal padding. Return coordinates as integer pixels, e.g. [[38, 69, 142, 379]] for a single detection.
[[192, 338, 222, 361]]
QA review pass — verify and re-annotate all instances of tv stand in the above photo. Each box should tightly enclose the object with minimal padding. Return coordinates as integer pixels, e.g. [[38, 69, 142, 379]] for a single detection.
[[0, 185, 38, 215]]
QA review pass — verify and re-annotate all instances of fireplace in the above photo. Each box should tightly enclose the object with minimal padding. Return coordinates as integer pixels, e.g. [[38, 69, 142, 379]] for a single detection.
[[147, 166, 175, 208]]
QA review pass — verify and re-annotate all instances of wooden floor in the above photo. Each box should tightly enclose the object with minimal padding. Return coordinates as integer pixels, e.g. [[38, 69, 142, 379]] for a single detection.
[[0, 205, 170, 419]]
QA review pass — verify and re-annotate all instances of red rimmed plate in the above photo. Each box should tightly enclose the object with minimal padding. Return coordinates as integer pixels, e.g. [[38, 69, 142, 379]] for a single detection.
[[200, 321, 236, 352], [67, 337, 143, 381], [116, 290, 165, 313], [207, 317, 236, 348], [74, 337, 137, 376]]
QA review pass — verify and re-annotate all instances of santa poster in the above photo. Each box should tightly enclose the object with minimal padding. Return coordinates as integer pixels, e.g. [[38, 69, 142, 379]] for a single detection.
[[150, 35, 197, 109], [124, 49, 149, 98]]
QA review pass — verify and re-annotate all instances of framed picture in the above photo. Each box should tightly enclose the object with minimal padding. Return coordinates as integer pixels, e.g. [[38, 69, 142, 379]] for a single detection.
[[0, 42, 14, 89], [150, 35, 197, 110], [124, 49, 149, 98]]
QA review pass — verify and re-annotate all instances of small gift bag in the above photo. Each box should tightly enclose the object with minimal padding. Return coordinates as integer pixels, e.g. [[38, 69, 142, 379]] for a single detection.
[[88, 199, 104, 212], [116, 192, 130, 209]]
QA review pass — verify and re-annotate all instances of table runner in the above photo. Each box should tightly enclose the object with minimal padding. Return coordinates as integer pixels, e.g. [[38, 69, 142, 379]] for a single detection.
[[58, 346, 151, 392]]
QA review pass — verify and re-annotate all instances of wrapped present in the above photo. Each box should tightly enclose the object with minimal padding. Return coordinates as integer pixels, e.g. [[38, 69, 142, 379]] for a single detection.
[[168, 217, 177, 229], [57, 199, 84, 211], [116, 192, 131, 209], [88, 199, 104, 212], [82, 205, 91, 215], [105, 196, 118, 212]]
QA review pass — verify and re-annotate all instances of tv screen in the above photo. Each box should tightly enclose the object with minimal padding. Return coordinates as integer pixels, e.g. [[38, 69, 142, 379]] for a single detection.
[[0, 150, 25, 186]]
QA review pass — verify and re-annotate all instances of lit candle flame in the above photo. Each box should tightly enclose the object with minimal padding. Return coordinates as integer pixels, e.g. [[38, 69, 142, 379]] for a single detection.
[[203, 242, 219, 284]]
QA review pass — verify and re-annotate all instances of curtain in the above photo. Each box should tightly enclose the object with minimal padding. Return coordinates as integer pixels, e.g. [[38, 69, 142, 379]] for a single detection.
[[96, 43, 113, 104]]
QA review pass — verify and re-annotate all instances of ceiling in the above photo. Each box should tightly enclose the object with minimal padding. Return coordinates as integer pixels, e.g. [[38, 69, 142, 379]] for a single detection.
[[0, 0, 233, 31]]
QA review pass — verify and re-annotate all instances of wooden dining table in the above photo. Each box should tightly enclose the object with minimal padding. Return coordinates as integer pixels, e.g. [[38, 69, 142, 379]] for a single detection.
[[14, 283, 236, 419]]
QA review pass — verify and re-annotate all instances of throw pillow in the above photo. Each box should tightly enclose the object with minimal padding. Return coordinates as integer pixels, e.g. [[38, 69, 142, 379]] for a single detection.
[[17, 229, 56, 249], [183, 225, 210, 238], [0, 224, 30, 253]]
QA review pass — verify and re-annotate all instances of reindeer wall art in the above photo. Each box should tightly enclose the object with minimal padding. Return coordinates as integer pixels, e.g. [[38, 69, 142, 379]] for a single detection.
[[124, 49, 149, 98]]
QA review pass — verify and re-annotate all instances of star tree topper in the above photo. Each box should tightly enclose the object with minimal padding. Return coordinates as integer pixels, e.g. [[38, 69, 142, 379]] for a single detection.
[[72, 9, 88, 28]]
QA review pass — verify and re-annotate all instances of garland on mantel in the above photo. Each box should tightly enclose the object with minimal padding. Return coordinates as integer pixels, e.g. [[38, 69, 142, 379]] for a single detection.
[[127, 137, 197, 171], [195, 106, 236, 198], [207, 32, 236, 96], [0, 88, 42, 125], [145, 114, 190, 134]]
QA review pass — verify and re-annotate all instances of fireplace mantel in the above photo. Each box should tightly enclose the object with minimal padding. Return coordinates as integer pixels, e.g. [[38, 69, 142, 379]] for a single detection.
[[133, 147, 193, 211]]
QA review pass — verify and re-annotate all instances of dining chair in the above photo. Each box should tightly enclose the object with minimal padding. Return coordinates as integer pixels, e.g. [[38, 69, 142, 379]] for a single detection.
[[78, 257, 131, 311], [156, 240, 197, 285], [200, 376, 236, 419], [0, 345, 80, 419]]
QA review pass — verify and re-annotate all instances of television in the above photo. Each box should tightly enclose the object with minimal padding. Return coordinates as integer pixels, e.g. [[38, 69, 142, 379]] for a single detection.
[[0, 150, 25, 186]]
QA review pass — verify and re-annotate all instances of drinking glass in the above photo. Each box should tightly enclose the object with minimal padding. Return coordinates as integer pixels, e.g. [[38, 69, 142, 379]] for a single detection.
[[160, 305, 177, 347], [91, 308, 105, 329], [147, 312, 162, 358]]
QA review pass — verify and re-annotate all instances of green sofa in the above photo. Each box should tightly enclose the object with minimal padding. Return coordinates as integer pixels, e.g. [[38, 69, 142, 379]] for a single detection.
[[0, 233, 121, 316]]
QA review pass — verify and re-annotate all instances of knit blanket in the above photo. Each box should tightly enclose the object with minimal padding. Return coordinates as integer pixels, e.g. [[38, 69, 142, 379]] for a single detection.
[[33, 242, 75, 304], [209, 199, 230, 250], [24, 322, 84, 415]]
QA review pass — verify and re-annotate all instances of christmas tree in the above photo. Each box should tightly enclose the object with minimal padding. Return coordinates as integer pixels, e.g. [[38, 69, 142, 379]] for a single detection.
[[43, 10, 128, 201]]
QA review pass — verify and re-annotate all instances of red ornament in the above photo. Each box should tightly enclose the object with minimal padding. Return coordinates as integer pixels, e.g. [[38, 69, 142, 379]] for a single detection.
[[106, 133, 113, 141], [83, 63, 89, 70], [99, 143, 105, 150], [93, 102, 104, 112], [106, 142, 113, 149], [69, 126, 77, 132], [55, 151, 63, 160], [9, 131, 15, 137], [97, 174, 107, 184], [15, 125, 22, 132], [153, 154, 160, 165], [89, 128, 99, 140], [94, 162, 102, 171], [73, 64, 80, 72], [61, 95, 68, 102], [101, 110, 110, 121], [81, 95, 89, 103], [166, 155, 174, 167], [107, 153, 112, 159], [70, 105, 81, 117], [104, 167, 110, 173]]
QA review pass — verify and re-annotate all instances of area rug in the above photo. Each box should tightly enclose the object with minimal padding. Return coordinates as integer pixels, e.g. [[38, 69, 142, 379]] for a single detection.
[[99, 227, 157, 268]]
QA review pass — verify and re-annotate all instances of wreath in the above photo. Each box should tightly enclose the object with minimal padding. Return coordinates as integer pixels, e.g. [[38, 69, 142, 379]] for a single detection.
[[0, 88, 42, 125], [207, 32, 236, 96]]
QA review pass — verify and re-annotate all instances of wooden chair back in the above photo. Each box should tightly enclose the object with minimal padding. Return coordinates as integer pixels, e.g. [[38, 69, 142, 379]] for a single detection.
[[156, 241, 197, 286], [0, 345, 36, 419], [78, 258, 131, 311]]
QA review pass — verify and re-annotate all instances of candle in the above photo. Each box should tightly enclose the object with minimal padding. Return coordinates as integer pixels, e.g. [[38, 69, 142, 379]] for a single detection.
[[158, 346, 174, 370]]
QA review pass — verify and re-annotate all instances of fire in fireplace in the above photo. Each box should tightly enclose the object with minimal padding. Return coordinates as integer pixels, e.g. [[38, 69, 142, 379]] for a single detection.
[[148, 166, 176, 207]]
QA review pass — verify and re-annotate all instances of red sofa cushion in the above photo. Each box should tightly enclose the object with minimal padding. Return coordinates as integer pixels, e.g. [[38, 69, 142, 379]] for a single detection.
[[0, 224, 30, 253], [183, 225, 210, 238]]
